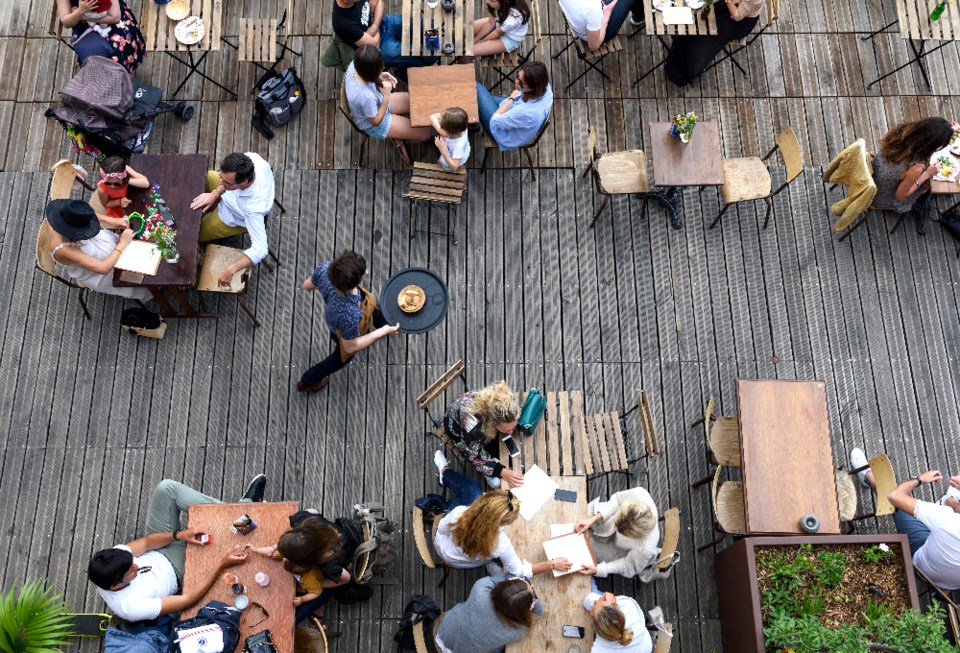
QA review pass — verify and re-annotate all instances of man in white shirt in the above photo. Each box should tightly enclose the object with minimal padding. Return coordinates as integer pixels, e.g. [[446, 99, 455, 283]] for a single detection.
[[559, 0, 641, 51], [191, 152, 275, 286], [851, 448, 960, 590], [87, 475, 267, 622]]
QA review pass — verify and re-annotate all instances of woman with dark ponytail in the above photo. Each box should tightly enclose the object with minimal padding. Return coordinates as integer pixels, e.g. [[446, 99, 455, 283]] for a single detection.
[[585, 591, 652, 652]]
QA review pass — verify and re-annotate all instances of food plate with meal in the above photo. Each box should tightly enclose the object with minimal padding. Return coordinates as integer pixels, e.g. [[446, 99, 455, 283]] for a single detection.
[[932, 147, 960, 182], [398, 285, 426, 313], [175, 16, 205, 45], [379, 267, 449, 334]]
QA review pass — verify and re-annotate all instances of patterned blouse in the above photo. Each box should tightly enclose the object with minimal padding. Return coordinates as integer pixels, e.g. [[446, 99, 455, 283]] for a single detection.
[[443, 392, 505, 479]]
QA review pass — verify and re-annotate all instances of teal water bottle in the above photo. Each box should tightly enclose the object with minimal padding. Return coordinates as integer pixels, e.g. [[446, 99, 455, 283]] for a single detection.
[[931, 1, 947, 21]]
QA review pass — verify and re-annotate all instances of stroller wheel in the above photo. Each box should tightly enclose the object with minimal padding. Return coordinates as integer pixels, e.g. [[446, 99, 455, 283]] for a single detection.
[[175, 102, 195, 122]]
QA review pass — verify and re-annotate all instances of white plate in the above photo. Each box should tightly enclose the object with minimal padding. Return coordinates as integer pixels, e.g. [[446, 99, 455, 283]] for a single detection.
[[686, 0, 705, 8], [175, 16, 205, 45], [932, 147, 959, 182], [653, 0, 673, 11]]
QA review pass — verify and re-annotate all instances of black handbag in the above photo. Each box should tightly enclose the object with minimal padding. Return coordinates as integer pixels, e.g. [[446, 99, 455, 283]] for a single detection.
[[243, 629, 277, 653]]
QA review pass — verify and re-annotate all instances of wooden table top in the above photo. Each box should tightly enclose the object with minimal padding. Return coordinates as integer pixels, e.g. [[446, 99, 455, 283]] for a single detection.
[[640, 0, 717, 36], [930, 178, 960, 195], [895, 0, 960, 41], [499, 390, 588, 477], [407, 64, 480, 128], [399, 0, 475, 57], [736, 379, 840, 535], [503, 475, 594, 652], [183, 501, 299, 653], [141, 0, 224, 52], [112, 153, 207, 288], [650, 121, 724, 187]]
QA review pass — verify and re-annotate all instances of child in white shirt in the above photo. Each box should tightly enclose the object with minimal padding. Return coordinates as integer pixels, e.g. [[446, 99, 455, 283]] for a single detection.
[[473, 0, 531, 55], [431, 108, 471, 172]]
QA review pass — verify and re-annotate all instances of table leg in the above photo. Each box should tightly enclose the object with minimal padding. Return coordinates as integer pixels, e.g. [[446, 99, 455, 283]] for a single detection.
[[860, 17, 898, 41], [632, 35, 671, 88], [167, 50, 239, 100], [151, 287, 218, 319], [866, 39, 952, 90], [150, 288, 178, 318], [647, 186, 684, 230]]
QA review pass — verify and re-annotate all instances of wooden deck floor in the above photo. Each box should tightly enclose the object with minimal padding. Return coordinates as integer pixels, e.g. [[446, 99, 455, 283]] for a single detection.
[[3, 1, 960, 652]]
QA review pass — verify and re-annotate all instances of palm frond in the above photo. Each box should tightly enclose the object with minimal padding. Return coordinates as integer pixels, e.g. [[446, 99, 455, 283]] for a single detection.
[[0, 579, 75, 653]]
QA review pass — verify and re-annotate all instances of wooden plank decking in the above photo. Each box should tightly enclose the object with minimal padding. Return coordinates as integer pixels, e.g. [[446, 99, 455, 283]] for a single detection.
[[2, 1, 960, 652]]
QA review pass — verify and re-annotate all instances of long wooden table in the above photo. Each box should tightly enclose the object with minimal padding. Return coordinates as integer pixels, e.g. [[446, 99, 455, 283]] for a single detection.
[[183, 501, 299, 652], [499, 390, 588, 477], [503, 475, 594, 652], [737, 379, 840, 535]]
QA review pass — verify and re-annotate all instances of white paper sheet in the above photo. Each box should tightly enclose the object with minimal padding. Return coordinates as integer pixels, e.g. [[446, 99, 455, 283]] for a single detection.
[[508, 464, 558, 521], [115, 240, 161, 276], [550, 523, 575, 537], [542, 531, 596, 577], [662, 6, 694, 23]]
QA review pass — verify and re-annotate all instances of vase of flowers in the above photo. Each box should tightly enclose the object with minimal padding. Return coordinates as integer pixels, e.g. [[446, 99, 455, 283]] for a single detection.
[[146, 223, 180, 264], [671, 112, 698, 143]]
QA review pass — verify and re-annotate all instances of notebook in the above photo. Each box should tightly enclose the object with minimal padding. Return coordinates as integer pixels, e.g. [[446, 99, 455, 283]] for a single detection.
[[508, 465, 558, 521], [662, 6, 694, 23], [115, 240, 162, 276], [542, 531, 596, 577]]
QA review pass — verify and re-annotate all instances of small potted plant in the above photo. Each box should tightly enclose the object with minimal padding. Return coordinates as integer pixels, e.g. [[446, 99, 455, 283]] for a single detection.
[[145, 223, 180, 264], [670, 112, 698, 143], [0, 578, 75, 652]]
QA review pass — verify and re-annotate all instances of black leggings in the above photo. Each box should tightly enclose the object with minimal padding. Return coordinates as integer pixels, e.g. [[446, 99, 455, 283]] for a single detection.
[[300, 309, 387, 385]]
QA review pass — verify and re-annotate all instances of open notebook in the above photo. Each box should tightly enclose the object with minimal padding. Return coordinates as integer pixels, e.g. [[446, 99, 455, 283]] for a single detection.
[[114, 240, 161, 276], [542, 531, 596, 577]]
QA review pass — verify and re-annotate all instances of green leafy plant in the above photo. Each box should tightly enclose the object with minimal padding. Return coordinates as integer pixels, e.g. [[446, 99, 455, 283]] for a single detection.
[[815, 551, 846, 587], [860, 544, 893, 564], [0, 579, 74, 653], [797, 589, 825, 618]]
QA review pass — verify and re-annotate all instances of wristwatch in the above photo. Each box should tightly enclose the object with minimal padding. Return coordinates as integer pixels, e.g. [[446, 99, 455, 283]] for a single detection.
[[914, 475, 923, 486]]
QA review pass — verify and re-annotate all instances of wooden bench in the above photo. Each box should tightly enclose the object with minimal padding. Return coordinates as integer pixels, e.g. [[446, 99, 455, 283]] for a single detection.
[[552, 17, 621, 90], [412, 506, 450, 587], [403, 162, 467, 206], [478, 0, 542, 91]]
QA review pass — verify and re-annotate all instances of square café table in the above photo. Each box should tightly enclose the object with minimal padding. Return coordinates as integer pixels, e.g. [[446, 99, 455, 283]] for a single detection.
[[648, 120, 724, 230], [112, 153, 211, 318], [399, 0, 475, 58], [183, 501, 299, 652], [407, 64, 480, 128], [736, 379, 840, 535], [503, 475, 594, 652]]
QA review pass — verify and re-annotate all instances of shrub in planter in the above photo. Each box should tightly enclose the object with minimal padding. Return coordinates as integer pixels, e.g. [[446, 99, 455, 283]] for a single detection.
[[0, 579, 74, 653]]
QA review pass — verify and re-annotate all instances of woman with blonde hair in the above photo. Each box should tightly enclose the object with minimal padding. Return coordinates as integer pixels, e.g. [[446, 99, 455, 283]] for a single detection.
[[444, 381, 524, 488], [574, 487, 662, 581], [584, 591, 652, 652], [433, 489, 570, 578]]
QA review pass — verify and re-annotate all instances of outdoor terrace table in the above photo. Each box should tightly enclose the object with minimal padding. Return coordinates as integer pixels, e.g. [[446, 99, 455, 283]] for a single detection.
[[407, 64, 480, 128], [183, 501, 299, 652], [649, 120, 724, 230], [503, 475, 595, 652], [634, 0, 718, 84], [399, 0, 474, 59], [499, 390, 589, 477], [112, 153, 212, 319], [140, 0, 237, 99], [863, 0, 960, 90], [737, 379, 841, 535]]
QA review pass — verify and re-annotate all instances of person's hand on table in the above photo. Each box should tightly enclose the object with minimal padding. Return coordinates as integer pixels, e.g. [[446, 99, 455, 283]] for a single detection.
[[179, 527, 210, 545], [550, 557, 572, 572], [119, 228, 135, 247], [190, 191, 219, 213], [501, 468, 524, 487], [220, 550, 248, 568], [579, 563, 598, 576], [573, 514, 601, 534]]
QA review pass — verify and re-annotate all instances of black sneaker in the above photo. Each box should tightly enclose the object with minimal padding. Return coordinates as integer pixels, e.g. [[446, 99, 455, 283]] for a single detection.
[[240, 474, 267, 502]]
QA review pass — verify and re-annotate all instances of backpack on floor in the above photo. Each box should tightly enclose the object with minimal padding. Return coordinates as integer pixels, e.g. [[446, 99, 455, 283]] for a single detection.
[[393, 595, 441, 651], [336, 502, 399, 585], [252, 67, 305, 140]]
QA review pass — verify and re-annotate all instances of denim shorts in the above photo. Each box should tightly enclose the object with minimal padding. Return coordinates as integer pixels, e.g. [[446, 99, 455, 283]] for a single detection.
[[363, 111, 393, 140], [500, 34, 524, 52]]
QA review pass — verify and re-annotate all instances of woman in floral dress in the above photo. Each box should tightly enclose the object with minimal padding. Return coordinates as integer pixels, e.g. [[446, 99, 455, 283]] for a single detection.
[[57, 0, 146, 74]]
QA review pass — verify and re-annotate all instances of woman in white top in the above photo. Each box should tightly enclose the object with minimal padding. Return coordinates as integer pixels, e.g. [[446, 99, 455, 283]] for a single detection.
[[45, 199, 152, 301], [584, 591, 653, 653], [473, 0, 531, 55], [574, 487, 662, 582], [433, 489, 571, 578]]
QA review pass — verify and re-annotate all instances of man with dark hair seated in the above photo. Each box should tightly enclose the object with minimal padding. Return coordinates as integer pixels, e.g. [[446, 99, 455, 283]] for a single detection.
[[190, 151, 276, 287], [296, 250, 399, 393], [87, 475, 267, 622]]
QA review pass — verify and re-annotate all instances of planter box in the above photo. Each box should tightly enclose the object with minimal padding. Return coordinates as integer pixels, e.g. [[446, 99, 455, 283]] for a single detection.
[[714, 535, 919, 653]]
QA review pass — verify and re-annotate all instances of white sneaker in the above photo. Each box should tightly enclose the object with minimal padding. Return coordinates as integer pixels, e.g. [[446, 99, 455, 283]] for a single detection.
[[434, 450, 449, 485], [939, 486, 960, 505], [484, 475, 501, 489], [629, 13, 644, 25], [850, 448, 869, 487]]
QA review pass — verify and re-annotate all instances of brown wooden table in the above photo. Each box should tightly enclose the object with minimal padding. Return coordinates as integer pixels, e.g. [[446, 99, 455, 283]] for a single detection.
[[112, 153, 212, 319], [399, 0, 475, 58], [407, 64, 480, 128], [736, 379, 840, 535], [503, 475, 594, 652], [183, 501, 299, 653], [648, 120, 723, 230], [641, 0, 718, 36], [140, 0, 236, 98], [499, 390, 588, 477]]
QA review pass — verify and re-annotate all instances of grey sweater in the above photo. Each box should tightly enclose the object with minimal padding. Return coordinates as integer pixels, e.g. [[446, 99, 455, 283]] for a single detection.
[[435, 573, 544, 653]]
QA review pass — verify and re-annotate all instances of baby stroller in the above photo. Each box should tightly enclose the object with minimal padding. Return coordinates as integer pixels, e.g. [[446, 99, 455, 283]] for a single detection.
[[46, 56, 194, 159]]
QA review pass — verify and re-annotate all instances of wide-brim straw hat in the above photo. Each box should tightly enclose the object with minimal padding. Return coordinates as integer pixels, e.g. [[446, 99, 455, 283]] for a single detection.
[[45, 199, 100, 241]]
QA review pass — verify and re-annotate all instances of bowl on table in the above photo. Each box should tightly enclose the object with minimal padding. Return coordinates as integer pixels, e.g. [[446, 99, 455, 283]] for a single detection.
[[165, 0, 190, 21], [398, 285, 426, 313], [686, 0, 705, 8]]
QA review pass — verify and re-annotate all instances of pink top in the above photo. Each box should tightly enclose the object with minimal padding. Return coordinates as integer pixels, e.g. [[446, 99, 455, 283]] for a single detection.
[[728, 0, 763, 20]]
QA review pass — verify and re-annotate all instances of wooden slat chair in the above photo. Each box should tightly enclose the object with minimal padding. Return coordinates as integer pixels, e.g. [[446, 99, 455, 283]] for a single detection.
[[618, 390, 661, 457], [691, 396, 740, 488], [644, 507, 681, 575], [412, 506, 451, 587], [915, 567, 960, 644], [697, 465, 745, 551], [36, 219, 91, 320], [552, 17, 622, 90], [478, 0, 542, 90], [295, 617, 330, 653], [416, 359, 466, 426], [197, 244, 260, 327], [339, 81, 410, 167], [847, 453, 897, 524], [584, 126, 650, 228], [235, 0, 300, 74], [653, 622, 674, 653], [50, 159, 92, 200], [835, 471, 859, 528], [404, 162, 468, 206], [703, 0, 780, 77], [479, 114, 551, 181], [413, 615, 443, 653], [48, 0, 73, 48], [710, 125, 803, 230], [581, 411, 635, 478]]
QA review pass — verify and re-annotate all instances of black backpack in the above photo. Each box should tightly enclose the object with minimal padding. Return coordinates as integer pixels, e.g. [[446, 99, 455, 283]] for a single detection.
[[393, 595, 441, 651], [170, 601, 241, 653], [336, 503, 399, 584], [252, 67, 305, 140], [121, 306, 162, 329]]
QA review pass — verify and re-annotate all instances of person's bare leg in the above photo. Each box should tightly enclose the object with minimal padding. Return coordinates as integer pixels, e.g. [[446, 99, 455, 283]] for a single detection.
[[472, 39, 508, 56], [474, 17, 497, 40], [864, 470, 876, 490], [388, 91, 411, 115], [387, 115, 434, 142]]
